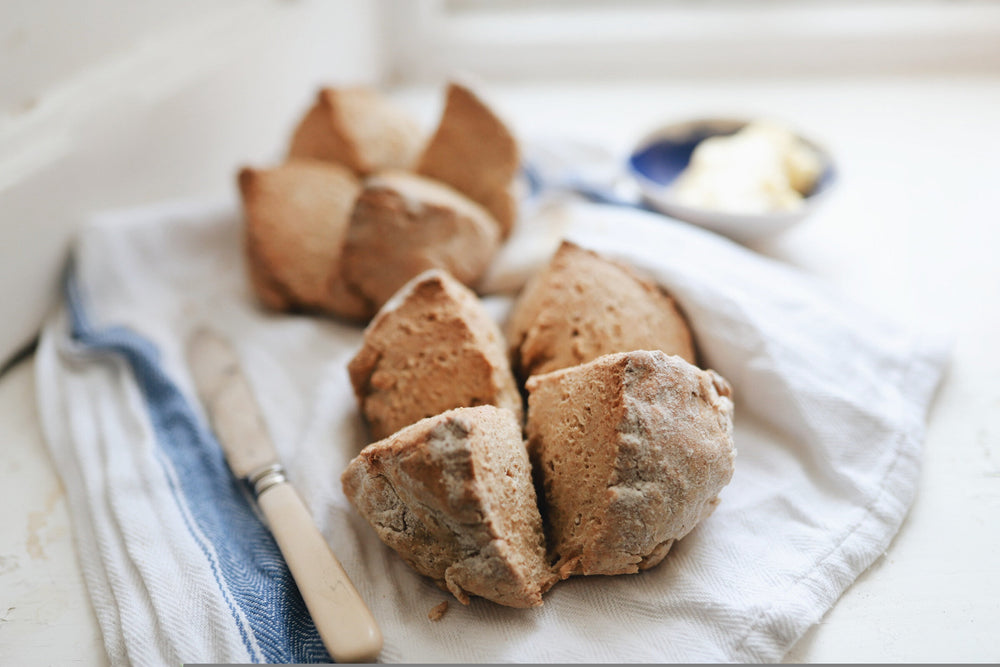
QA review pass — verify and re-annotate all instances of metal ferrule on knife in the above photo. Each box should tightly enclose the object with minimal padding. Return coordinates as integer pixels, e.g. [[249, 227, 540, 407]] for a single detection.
[[248, 463, 287, 498]]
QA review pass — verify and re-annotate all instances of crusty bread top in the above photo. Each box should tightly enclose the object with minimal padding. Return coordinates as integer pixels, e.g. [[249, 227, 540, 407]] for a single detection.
[[339, 170, 501, 313], [415, 83, 520, 238], [237, 159, 367, 316], [348, 269, 522, 441], [525, 350, 735, 578], [341, 405, 555, 608], [287, 87, 423, 175], [507, 240, 697, 380], [365, 170, 499, 230]]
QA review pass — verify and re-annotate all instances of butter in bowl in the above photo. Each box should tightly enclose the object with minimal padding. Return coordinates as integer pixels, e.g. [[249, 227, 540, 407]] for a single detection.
[[628, 118, 836, 244]]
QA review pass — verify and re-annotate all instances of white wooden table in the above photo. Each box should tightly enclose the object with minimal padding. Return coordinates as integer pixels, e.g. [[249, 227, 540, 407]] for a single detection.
[[2, 77, 999, 663]]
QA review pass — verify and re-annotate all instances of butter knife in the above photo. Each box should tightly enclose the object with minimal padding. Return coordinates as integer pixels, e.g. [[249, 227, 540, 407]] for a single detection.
[[186, 328, 382, 663]]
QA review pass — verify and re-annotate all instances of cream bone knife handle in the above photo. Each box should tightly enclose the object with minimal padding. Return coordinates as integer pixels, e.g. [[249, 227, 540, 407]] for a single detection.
[[248, 464, 383, 663], [187, 328, 382, 661]]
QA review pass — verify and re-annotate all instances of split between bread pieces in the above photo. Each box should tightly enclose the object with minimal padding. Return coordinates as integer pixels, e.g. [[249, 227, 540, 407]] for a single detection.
[[238, 159, 369, 318]]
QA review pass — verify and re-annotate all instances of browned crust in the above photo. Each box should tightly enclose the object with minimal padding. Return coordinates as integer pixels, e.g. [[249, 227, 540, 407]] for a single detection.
[[347, 269, 522, 441], [288, 88, 423, 175], [525, 350, 735, 578], [507, 240, 697, 381], [340, 171, 501, 313], [341, 406, 556, 608], [415, 83, 520, 238], [287, 90, 364, 171], [237, 160, 369, 319]]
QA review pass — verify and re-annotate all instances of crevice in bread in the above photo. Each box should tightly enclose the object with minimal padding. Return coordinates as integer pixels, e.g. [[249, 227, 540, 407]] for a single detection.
[[237, 159, 369, 318]]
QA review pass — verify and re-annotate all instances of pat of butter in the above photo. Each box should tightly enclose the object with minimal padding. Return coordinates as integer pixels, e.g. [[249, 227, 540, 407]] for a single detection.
[[672, 122, 822, 214]]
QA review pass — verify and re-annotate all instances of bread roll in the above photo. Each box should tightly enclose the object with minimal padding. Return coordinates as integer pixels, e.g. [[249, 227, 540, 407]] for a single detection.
[[288, 87, 423, 175], [525, 350, 735, 578], [348, 269, 522, 441], [507, 241, 696, 380], [342, 406, 556, 608], [339, 170, 501, 316], [237, 159, 368, 318], [415, 83, 520, 238]]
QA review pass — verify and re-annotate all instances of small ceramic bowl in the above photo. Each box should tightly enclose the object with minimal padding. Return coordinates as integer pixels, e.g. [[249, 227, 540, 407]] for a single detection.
[[627, 118, 836, 244]]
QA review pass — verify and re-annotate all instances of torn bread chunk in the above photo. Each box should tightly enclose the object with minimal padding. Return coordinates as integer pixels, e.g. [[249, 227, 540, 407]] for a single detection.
[[525, 350, 735, 579], [415, 82, 520, 238], [507, 241, 697, 381], [237, 159, 368, 318], [348, 269, 522, 441], [339, 170, 501, 317], [288, 87, 423, 175], [342, 406, 556, 608]]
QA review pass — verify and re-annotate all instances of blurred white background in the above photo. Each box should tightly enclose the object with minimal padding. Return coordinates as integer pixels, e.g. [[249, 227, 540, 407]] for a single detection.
[[2, 0, 999, 364]]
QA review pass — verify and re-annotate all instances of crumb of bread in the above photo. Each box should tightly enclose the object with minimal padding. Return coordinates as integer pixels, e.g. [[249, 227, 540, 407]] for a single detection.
[[428, 600, 449, 621]]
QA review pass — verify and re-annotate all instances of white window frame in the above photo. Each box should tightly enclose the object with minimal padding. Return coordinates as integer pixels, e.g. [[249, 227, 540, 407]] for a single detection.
[[380, 0, 1000, 82]]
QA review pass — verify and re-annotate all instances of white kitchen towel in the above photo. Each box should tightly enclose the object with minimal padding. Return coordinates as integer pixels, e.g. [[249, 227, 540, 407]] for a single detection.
[[37, 195, 948, 664]]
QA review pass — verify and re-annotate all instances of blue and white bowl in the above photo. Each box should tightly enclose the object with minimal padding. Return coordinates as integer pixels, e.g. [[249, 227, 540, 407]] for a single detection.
[[627, 118, 837, 243]]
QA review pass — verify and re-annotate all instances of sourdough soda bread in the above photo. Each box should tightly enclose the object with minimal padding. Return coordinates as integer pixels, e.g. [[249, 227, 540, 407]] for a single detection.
[[525, 350, 736, 578], [238, 83, 739, 610], [507, 241, 697, 380], [239, 83, 520, 321], [348, 269, 522, 441], [341, 405, 556, 608]]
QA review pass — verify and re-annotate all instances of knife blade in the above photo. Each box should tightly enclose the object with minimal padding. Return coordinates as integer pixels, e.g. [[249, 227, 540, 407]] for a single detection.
[[186, 328, 383, 663]]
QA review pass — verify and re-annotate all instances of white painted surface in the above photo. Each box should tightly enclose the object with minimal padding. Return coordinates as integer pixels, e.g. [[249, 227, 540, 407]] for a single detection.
[[0, 358, 108, 666]]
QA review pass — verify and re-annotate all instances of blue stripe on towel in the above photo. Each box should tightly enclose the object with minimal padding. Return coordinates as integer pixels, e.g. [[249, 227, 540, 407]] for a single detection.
[[64, 269, 332, 664]]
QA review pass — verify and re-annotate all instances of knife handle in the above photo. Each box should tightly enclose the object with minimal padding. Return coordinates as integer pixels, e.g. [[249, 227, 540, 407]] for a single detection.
[[257, 480, 383, 663]]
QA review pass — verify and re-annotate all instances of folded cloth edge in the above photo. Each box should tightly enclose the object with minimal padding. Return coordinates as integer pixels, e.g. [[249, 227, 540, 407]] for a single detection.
[[730, 327, 948, 661], [35, 264, 333, 665]]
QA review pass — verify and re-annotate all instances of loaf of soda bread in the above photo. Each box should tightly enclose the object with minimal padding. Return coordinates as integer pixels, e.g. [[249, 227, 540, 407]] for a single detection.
[[341, 405, 556, 608], [348, 269, 522, 441], [507, 241, 697, 380], [525, 349, 735, 579]]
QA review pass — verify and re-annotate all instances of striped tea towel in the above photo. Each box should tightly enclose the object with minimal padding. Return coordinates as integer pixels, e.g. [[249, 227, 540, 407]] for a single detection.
[[36, 195, 948, 663]]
